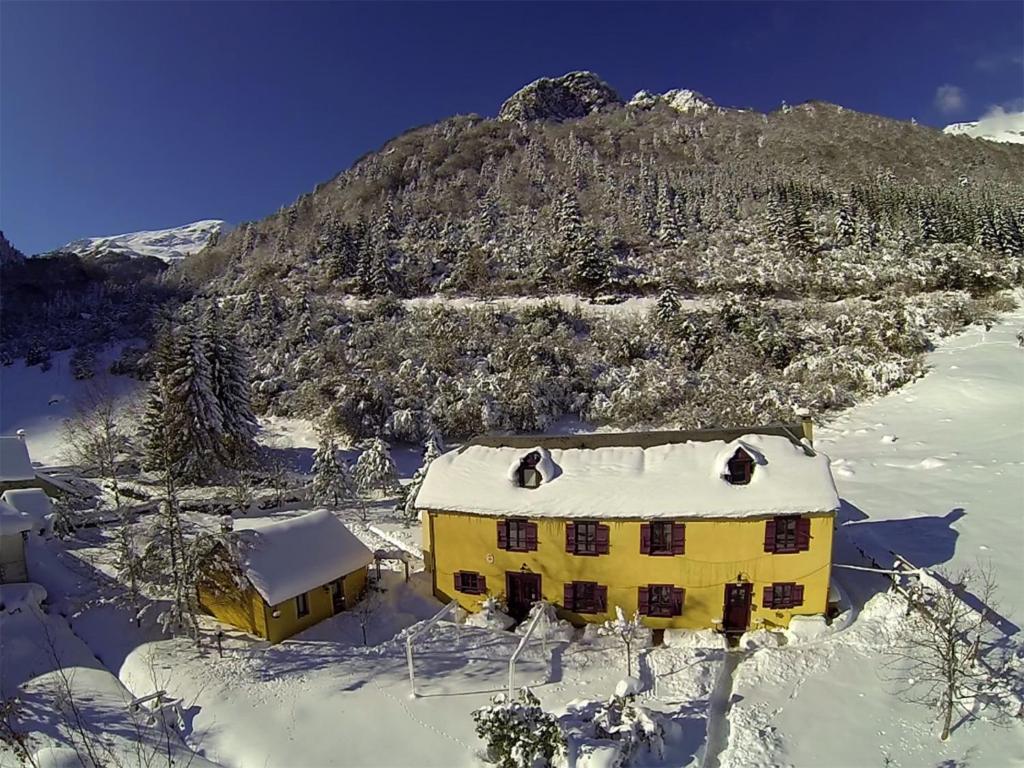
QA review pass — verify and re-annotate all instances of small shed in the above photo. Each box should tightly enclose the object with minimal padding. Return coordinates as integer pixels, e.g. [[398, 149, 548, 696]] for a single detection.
[[0, 499, 36, 583], [198, 510, 374, 643]]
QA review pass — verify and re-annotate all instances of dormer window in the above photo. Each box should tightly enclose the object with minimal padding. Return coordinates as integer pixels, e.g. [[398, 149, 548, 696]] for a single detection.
[[516, 451, 543, 489], [725, 448, 754, 485]]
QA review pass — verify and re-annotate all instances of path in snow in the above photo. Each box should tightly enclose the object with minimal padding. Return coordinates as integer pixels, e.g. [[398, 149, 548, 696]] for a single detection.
[[700, 650, 744, 768]]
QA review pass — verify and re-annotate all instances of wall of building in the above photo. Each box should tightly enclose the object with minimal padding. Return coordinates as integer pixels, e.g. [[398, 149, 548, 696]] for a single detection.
[[425, 510, 833, 630], [264, 567, 369, 644], [197, 576, 268, 638], [0, 533, 27, 583]]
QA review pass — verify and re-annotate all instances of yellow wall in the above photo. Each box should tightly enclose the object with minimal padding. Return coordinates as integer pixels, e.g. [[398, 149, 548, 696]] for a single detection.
[[425, 510, 833, 630], [199, 567, 369, 644]]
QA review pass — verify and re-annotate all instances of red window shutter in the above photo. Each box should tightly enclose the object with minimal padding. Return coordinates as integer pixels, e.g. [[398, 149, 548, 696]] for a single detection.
[[764, 519, 777, 552], [596, 524, 610, 555], [497, 521, 508, 550], [477, 575, 486, 595], [671, 588, 685, 616], [563, 583, 575, 611], [672, 523, 686, 555], [792, 584, 804, 607], [565, 523, 576, 553], [525, 522, 538, 551], [596, 586, 608, 613], [638, 587, 650, 615], [796, 518, 811, 551], [454, 573, 460, 592], [763, 585, 774, 608], [640, 524, 651, 555]]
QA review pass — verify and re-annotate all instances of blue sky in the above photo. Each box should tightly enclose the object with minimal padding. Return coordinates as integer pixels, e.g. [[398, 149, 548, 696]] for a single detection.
[[2, 1, 1021, 255]]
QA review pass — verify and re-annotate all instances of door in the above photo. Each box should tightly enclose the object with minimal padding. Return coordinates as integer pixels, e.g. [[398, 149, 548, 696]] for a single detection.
[[506, 572, 541, 622], [329, 578, 345, 614], [722, 583, 752, 634]]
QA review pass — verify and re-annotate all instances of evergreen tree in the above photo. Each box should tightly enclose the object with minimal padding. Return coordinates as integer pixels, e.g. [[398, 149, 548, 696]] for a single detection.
[[354, 438, 400, 497], [202, 307, 258, 468], [655, 285, 681, 325], [571, 228, 611, 295], [834, 197, 857, 246], [312, 432, 351, 506], [401, 433, 443, 521]]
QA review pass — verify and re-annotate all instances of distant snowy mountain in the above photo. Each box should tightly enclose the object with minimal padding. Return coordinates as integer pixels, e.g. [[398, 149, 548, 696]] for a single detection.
[[62, 219, 225, 262], [943, 109, 1024, 144]]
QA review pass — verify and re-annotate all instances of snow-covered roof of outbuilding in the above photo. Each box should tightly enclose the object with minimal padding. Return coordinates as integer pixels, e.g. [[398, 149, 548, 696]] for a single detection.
[[416, 432, 839, 520], [0, 499, 36, 535], [0, 437, 35, 482], [233, 510, 374, 606], [2, 489, 52, 533]]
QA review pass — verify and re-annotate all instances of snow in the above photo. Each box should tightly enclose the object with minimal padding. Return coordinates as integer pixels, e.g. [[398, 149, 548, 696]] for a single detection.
[[0, 581, 47, 610], [0, 435, 35, 480], [944, 108, 1024, 144], [0, 345, 144, 466], [614, 676, 642, 697], [234, 510, 374, 605], [61, 219, 224, 262], [418, 434, 839, 519], [2, 488, 53, 532], [0, 498, 36, 535]]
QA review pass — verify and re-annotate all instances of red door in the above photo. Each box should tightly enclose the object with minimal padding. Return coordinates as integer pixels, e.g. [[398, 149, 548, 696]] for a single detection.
[[506, 572, 541, 621], [723, 583, 752, 634]]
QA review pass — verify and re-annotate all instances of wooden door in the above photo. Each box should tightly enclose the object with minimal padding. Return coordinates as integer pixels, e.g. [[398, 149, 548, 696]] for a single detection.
[[506, 572, 541, 621], [722, 583, 752, 634], [330, 578, 345, 614]]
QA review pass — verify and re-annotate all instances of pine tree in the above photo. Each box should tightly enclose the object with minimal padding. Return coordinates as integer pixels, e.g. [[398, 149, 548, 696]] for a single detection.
[[834, 197, 857, 246], [571, 228, 611, 295], [312, 432, 352, 506], [785, 202, 815, 259], [354, 438, 400, 497], [655, 285, 681, 325], [201, 307, 258, 469], [401, 433, 443, 522], [656, 184, 684, 244]]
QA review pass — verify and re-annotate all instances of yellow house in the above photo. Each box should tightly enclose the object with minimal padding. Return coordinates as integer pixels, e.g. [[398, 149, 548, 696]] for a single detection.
[[415, 422, 839, 635], [197, 510, 373, 643]]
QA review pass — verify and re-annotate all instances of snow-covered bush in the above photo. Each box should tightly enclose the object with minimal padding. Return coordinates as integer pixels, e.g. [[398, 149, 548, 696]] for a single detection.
[[515, 600, 575, 643], [472, 688, 563, 768], [561, 694, 671, 768], [466, 595, 515, 631], [598, 608, 648, 676]]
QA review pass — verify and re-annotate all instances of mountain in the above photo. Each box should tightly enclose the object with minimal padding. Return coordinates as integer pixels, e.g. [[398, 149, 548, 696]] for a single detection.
[[0, 231, 26, 265], [61, 219, 225, 262], [943, 109, 1024, 144]]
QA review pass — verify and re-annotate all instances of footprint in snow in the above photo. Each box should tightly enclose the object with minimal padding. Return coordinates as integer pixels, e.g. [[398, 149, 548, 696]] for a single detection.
[[880, 435, 898, 443]]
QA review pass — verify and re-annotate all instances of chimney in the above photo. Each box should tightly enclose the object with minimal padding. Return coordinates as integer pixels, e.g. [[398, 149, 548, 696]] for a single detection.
[[794, 408, 813, 445]]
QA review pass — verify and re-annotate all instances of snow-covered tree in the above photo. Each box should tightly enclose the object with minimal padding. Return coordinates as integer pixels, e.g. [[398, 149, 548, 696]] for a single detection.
[[354, 438, 399, 497], [401, 433, 443, 521], [655, 285, 681, 326], [312, 432, 353, 506], [599, 607, 646, 677], [202, 307, 258, 468]]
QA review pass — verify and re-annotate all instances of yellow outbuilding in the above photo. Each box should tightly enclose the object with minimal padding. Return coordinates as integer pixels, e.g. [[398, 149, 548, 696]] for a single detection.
[[197, 509, 373, 643], [415, 421, 839, 635]]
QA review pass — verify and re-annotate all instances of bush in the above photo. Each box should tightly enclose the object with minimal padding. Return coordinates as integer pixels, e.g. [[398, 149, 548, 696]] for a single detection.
[[472, 688, 563, 768]]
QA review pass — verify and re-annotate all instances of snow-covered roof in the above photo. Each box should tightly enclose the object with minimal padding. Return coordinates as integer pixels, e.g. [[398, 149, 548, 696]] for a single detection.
[[0, 437, 35, 482], [0, 499, 36, 536], [2, 488, 52, 531], [417, 433, 839, 520], [233, 510, 374, 606]]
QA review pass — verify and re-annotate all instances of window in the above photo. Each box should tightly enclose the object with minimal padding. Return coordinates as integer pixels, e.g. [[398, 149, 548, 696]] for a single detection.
[[565, 521, 609, 556], [516, 452, 543, 488], [563, 581, 607, 614], [454, 571, 486, 595], [295, 592, 310, 618], [638, 584, 684, 618], [641, 522, 685, 555], [764, 516, 811, 553], [497, 519, 538, 552], [726, 448, 754, 485], [762, 582, 804, 609]]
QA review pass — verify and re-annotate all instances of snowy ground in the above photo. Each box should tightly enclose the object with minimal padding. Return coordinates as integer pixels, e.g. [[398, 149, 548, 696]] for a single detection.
[[3, 303, 1023, 767], [716, 305, 1024, 768]]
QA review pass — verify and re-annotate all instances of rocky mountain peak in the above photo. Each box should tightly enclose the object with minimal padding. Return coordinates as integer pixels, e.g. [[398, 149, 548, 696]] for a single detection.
[[498, 71, 622, 123], [628, 88, 718, 114], [0, 231, 26, 264]]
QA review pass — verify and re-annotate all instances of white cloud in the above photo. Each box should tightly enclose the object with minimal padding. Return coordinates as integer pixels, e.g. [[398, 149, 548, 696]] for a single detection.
[[934, 84, 966, 114]]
